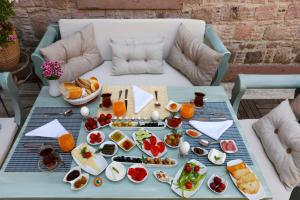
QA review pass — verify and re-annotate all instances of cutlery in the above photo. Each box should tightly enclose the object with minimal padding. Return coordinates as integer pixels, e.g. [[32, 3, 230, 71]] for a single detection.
[[44, 109, 73, 117], [193, 117, 227, 121], [124, 89, 128, 110], [154, 90, 161, 107], [199, 139, 219, 147], [200, 112, 225, 116], [118, 90, 123, 100]]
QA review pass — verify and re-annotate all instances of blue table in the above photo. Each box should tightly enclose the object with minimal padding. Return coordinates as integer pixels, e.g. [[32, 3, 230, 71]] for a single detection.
[[0, 86, 272, 199]]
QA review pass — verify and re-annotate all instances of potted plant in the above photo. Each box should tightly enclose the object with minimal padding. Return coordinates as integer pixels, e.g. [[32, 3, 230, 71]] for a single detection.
[[41, 60, 63, 97], [0, 0, 20, 71]]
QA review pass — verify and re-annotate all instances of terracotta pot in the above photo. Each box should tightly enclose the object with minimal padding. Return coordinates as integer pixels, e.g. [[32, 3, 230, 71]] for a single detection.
[[0, 30, 20, 71]]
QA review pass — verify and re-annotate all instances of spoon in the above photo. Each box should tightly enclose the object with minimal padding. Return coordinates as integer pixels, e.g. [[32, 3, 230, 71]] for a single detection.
[[154, 90, 161, 107], [199, 139, 220, 147], [44, 109, 73, 117], [118, 90, 123, 100]]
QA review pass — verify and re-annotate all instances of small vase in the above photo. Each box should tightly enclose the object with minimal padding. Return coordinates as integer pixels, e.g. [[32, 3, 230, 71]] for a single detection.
[[48, 80, 61, 97]]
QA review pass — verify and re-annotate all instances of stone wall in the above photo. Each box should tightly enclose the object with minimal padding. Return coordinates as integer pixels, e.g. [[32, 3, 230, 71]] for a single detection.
[[11, 0, 300, 66]]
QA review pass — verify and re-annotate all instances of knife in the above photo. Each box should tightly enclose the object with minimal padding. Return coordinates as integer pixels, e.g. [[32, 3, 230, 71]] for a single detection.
[[125, 89, 128, 110]]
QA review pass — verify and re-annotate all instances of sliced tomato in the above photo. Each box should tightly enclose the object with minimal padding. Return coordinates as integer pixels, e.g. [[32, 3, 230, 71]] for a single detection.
[[149, 136, 157, 145], [157, 141, 165, 153], [150, 145, 159, 157], [143, 140, 151, 150]]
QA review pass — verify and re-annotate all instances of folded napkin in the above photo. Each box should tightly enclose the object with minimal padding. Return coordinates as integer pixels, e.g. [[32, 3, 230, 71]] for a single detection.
[[189, 120, 233, 140], [25, 119, 67, 138], [132, 85, 154, 113]]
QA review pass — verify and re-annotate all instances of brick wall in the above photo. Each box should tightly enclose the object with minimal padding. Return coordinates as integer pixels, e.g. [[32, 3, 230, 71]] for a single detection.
[[11, 0, 300, 67]]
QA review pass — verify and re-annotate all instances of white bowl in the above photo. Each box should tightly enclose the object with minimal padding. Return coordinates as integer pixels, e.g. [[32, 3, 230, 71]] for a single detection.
[[70, 173, 90, 191], [63, 166, 81, 183], [165, 119, 183, 129], [163, 134, 182, 149], [208, 149, 226, 165], [63, 86, 101, 106], [87, 131, 105, 146], [105, 161, 126, 182], [127, 164, 148, 184], [185, 129, 202, 138], [84, 118, 100, 132], [165, 100, 181, 113], [99, 141, 118, 157], [207, 174, 228, 194]]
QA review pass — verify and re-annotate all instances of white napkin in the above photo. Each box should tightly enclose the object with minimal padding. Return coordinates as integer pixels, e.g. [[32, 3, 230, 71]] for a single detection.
[[189, 120, 233, 140], [25, 119, 67, 138], [132, 85, 154, 113]]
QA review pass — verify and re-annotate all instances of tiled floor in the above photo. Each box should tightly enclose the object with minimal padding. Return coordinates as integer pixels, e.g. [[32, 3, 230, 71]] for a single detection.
[[0, 82, 293, 119]]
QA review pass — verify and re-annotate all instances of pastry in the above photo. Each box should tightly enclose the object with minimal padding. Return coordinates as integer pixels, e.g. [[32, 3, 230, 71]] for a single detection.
[[232, 168, 251, 180], [60, 83, 83, 99], [227, 162, 246, 174], [237, 173, 257, 185], [89, 77, 99, 92], [237, 180, 260, 194], [75, 78, 91, 90]]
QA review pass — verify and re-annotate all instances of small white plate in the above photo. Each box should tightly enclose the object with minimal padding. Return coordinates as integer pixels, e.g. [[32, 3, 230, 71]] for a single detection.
[[207, 174, 228, 194], [84, 118, 100, 132], [185, 129, 202, 138], [127, 164, 148, 184], [86, 131, 105, 146], [165, 100, 182, 113], [191, 147, 208, 156], [220, 140, 238, 154], [208, 149, 226, 165], [163, 134, 182, 149], [63, 166, 81, 183], [105, 161, 126, 182], [99, 141, 118, 157], [165, 119, 183, 129]]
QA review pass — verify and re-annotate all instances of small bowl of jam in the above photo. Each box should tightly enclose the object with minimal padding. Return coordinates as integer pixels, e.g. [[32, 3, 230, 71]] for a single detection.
[[63, 166, 81, 183]]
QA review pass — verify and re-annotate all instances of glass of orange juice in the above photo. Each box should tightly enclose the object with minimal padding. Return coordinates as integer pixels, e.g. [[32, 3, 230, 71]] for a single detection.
[[57, 132, 75, 152], [113, 100, 127, 117], [180, 102, 195, 119]]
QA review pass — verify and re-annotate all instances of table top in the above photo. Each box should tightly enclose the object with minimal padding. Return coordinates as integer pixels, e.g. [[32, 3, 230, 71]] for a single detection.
[[0, 86, 272, 199]]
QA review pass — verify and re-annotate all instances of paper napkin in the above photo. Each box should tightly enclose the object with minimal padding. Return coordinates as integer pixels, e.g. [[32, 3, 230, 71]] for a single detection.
[[25, 119, 67, 138], [132, 85, 154, 113], [189, 120, 233, 140]]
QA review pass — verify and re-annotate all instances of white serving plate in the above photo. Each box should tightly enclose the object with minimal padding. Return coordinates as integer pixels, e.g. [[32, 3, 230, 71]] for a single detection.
[[99, 141, 118, 157], [127, 163, 149, 184], [171, 159, 207, 198], [165, 100, 182, 113], [109, 121, 166, 131], [207, 174, 228, 194], [71, 143, 108, 176], [208, 148, 226, 165], [105, 161, 126, 182], [111, 155, 177, 168], [227, 159, 265, 200], [86, 131, 105, 146], [63, 85, 101, 106], [132, 130, 167, 158]]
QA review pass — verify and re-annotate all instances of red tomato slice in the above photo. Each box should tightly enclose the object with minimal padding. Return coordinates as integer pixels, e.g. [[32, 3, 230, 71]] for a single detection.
[[157, 142, 165, 153], [149, 136, 157, 145], [150, 146, 159, 157], [143, 140, 151, 150]]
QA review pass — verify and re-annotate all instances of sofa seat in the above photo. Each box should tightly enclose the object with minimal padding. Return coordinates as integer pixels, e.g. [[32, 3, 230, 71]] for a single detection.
[[0, 118, 18, 168], [81, 61, 193, 86], [239, 119, 291, 200]]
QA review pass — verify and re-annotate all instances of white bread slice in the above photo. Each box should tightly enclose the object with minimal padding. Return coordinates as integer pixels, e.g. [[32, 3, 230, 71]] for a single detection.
[[60, 83, 83, 99]]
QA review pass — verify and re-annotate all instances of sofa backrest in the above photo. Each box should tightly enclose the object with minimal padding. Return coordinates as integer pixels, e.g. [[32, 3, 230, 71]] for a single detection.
[[59, 19, 206, 61]]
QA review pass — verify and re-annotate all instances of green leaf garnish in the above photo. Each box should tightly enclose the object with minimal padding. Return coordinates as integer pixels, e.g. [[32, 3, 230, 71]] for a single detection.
[[214, 155, 221, 161]]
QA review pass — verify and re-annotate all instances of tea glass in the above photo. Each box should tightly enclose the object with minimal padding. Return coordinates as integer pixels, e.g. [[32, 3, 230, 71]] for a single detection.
[[39, 144, 61, 171], [58, 132, 75, 152], [180, 102, 195, 119], [113, 100, 127, 117], [194, 92, 206, 107], [101, 93, 112, 109]]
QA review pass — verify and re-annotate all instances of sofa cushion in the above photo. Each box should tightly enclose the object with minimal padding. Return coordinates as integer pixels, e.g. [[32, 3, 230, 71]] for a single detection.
[[81, 61, 193, 86], [291, 94, 300, 119], [59, 19, 206, 60], [110, 38, 164, 75], [239, 119, 291, 200], [0, 118, 18, 168], [166, 24, 223, 86], [252, 99, 300, 189], [40, 24, 103, 82]]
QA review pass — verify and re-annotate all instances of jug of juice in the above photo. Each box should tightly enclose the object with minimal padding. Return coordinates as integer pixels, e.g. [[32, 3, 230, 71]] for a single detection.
[[57, 132, 75, 152], [113, 100, 127, 117], [180, 102, 195, 119]]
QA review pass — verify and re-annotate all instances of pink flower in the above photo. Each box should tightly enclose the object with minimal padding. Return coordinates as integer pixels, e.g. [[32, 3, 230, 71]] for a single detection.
[[7, 35, 17, 42], [41, 60, 63, 80]]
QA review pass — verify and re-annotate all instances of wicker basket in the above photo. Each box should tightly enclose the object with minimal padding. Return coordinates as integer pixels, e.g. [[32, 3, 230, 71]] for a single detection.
[[0, 30, 20, 71]]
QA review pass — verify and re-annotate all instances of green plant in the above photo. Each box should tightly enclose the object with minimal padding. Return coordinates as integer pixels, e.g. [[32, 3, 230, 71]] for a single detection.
[[0, 0, 16, 48]]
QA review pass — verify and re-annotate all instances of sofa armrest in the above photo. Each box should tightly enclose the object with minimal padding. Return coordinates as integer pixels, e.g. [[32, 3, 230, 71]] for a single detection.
[[230, 74, 300, 114], [31, 24, 60, 85], [0, 72, 23, 126], [205, 24, 231, 86]]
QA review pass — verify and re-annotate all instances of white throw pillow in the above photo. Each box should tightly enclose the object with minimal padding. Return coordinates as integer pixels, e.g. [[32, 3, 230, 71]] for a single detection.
[[110, 38, 164, 75], [253, 99, 300, 189]]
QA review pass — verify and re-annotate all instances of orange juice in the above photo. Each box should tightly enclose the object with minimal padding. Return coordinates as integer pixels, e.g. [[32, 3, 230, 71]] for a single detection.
[[113, 100, 126, 117], [58, 132, 75, 152], [180, 103, 195, 119]]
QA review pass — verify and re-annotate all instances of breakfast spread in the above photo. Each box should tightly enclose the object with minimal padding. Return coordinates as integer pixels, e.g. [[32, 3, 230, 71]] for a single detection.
[[60, 77, 100, 100]]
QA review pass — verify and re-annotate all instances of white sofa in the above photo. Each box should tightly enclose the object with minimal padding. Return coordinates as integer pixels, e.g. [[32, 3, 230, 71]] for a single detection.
[[31, 19, 231, 86]]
